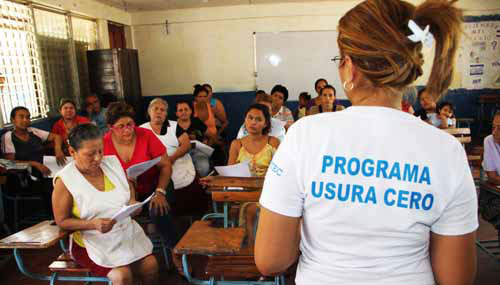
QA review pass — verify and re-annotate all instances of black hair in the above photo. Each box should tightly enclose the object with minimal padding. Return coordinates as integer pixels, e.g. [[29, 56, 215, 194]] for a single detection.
[[314, 78, 328, 90], [299, 92, 311, 101], [106, 101, 135, 126], [417, 87, 427, 99], [256, 90, 266, 96], [10, 106, 29, 120], [245, 103, 271, 135], [320, 85, 336, 96], [202, 83, 213, 92], [68, 123, 102, 151], [193, 84, 208, 97], [176, 100, 193, 111], [271, 84, 289, 102], [59, 98, 77, 110], [436, 101, 455, 117]]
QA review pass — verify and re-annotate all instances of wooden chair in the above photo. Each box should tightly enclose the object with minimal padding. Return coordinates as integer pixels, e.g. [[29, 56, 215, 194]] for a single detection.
[[0, 220, 111, 284], [204, 176, 264, 228], [174, 220, 285, 285], [444, 128, 472, 145]]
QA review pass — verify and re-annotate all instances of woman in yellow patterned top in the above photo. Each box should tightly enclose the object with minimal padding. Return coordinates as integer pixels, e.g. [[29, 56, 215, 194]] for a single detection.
[[228, 104, 280, 176], [227, 103, 280, 246]]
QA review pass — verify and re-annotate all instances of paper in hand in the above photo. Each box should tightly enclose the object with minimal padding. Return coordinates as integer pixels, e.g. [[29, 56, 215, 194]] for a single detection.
[[191, 140, 214, 157], [43, 156, 73, 177], [111, 193, 155, 222], [126, 156, 162, 179], [214, 161, 252, 177]]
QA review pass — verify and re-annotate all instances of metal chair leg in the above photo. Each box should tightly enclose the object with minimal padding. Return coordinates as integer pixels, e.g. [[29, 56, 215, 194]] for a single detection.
[[13, 197, 18, 232], [50, 272, 58, 285]]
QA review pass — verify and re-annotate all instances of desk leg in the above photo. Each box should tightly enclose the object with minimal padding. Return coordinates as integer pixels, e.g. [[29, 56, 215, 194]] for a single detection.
[[224, 203, 229, 228], [13, 248, 112, 283], [13, 248, 51, 281]]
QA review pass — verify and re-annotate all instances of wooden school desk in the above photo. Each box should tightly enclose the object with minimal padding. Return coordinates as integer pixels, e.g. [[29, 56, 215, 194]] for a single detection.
[[477, 182, 500, 263], [203, 176, 264, 228], [0, 220, 111, 284]]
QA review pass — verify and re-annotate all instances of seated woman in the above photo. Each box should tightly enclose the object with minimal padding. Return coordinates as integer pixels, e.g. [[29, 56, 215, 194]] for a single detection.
[[141, 98, 209, 216], [52, 98, 90, 152], [228, 103, 280, 245], [308, 85, 345, 115], [270, 84, 294, 130], [306, 78, 328, 112], [176, 100, 213, 176], [203, 83, 229, 137], [2, 106, 66, 213], [193, 84, 226, 166], [52, 123, 158, 285], [102, 102, 177, 250]]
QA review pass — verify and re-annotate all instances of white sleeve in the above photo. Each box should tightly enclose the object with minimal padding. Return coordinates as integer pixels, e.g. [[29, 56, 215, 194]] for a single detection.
[[1, 132, 15, 154], [259, 123, 304, 217], [431, 146, 478, 235], [29, 127, 50, 142], [236, 124, 246, 139], [481, 137, 495, 172]]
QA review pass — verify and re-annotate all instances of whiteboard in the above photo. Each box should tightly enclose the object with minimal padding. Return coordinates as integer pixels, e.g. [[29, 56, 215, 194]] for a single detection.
[[255, 31, 345, 101]]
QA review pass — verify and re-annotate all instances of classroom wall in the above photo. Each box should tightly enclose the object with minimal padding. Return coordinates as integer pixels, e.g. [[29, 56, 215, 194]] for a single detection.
[[130, 0, 500, 96], [35, 0, 131, 25]]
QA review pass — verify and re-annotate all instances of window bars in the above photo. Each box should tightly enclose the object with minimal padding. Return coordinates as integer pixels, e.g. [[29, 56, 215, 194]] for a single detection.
[[0, 0, 98, 125], [0, 0, 46, 125]]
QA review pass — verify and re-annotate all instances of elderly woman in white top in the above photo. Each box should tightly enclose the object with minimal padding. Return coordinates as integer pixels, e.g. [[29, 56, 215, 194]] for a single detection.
[[141, 98, 209, 216], [52, 123, 158, 285]]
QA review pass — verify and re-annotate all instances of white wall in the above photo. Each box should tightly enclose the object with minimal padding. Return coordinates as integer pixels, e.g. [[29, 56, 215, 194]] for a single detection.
[[131, 1, 500, 97]]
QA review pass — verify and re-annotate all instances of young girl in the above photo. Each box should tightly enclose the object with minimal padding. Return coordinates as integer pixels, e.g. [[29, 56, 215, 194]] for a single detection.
[[436, 101, 456, 129], [415, 88, 440, 127]]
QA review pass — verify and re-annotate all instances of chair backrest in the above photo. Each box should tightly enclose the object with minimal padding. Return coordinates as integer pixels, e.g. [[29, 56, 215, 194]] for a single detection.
[[211, 191, 261, 203], [444, 128, 471, 144]]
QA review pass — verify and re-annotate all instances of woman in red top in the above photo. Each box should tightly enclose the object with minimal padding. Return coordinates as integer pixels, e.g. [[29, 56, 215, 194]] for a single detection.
[[102, 102, 178, 248], [52, 98, 90, 152]]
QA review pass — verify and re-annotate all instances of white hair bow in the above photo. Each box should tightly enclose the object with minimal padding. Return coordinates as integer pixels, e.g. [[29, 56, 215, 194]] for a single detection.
[[407, 20, 434, 48]]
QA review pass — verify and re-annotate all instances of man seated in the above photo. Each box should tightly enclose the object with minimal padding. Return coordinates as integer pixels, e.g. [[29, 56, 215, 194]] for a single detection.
[[481, 111, 500, 233], [237, 92, 286, 142], [81, 94, 108, 133]]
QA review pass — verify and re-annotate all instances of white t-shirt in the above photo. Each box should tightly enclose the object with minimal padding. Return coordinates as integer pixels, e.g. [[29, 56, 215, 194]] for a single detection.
[[260, 106, 478, 285], [2, 127, 49, 154]]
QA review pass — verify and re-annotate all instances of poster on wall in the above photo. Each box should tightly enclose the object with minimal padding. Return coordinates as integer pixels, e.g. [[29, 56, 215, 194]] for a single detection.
[[459, 21, 500, 89]]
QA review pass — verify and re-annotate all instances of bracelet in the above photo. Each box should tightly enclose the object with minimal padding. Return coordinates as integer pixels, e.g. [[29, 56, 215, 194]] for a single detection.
[[155, 188, 166, 196]]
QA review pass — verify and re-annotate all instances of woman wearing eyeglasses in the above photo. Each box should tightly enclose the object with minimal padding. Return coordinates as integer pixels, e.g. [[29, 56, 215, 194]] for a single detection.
[[102, 102, 177, 249]]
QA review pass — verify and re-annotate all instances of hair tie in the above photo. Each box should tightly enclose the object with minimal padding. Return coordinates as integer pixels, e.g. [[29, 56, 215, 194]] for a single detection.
[[407, 20, 434, 48]]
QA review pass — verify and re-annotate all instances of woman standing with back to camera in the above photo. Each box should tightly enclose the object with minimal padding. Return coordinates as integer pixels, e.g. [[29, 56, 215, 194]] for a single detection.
[[256, 1, 478, 285]]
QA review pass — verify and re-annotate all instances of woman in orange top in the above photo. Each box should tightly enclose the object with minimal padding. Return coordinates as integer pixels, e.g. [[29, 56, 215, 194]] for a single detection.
[[193, 85, 217, 142]]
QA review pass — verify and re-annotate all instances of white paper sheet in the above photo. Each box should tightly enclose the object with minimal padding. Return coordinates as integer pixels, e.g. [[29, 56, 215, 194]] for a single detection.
[[126, 156, 162, 179], [215, 161, 252, 177], [111, 193, 155, 222], [191, 140, 214, 157], [43, 156, 73, 177]]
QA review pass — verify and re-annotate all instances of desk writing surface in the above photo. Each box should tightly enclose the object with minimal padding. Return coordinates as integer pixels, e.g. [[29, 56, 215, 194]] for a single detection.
[[174, 221, 245, 255], [481, 182, 500, 195], [0, 220, 68, 249], [205, 176, 264, 190]]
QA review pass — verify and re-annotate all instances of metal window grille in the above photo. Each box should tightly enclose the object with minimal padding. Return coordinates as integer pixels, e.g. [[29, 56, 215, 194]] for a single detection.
[[72, 17, 97, 99], [33, 8, 73, 116], [0, 0, 47, 125]]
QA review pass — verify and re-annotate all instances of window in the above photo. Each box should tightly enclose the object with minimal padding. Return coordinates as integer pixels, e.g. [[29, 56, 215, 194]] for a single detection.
[[0, 0, 98, 125], [0, 0, 46, 125]]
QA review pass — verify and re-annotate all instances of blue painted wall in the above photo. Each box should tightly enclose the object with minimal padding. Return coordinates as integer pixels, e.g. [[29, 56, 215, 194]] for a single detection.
[[6, 88, 497, 145]]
